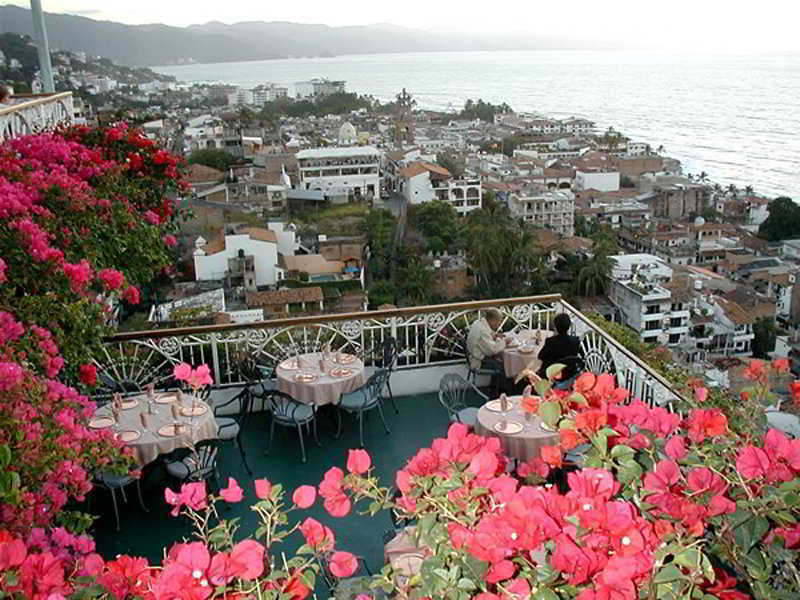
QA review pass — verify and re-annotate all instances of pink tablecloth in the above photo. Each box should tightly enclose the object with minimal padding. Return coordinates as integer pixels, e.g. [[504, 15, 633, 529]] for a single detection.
[[474, 395, 559, 462], [276, 352, 366, 406], [501, 329, 551, 378], [92, 393, 218, 466]]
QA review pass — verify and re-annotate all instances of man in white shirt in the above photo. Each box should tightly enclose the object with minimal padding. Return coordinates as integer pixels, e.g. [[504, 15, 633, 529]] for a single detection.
[[466, 308, 507, 397]]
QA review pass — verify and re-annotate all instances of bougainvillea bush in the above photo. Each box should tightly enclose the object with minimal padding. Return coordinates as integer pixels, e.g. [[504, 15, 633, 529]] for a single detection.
[[0, 125, 185, 537], [2, 361, 800, 599]]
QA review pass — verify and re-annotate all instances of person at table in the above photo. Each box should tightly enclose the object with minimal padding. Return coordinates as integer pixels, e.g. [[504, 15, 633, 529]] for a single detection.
[[466, 309, 507, 392], [537, 313, 583, 389]]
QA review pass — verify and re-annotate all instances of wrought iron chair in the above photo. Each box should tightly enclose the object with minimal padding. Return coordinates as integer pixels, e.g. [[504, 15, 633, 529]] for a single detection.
[[213, 387, 254, 475], [93, 471, 147, 532], [265, 390, 320, 463], [438, 373, 489, 428], [366, 337, 400, 414], [164, 438, 221, 492], [336, 368, 391, 448], [579, 330, 617, 376]]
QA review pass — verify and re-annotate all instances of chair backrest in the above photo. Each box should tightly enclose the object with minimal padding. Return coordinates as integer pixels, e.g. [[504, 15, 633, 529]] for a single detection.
[[185, 438, 219, 481], [381, 337, 398, 372], [438, 373, 470, 416], [553, 355, 585, 380], [579, 330, 617, 376], [213, 386, 251, 418], [268, 390, 312, 422], [365, 368, 389, 402]]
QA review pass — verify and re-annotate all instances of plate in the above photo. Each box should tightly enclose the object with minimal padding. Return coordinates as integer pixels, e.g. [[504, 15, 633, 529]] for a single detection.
[[157, 424, 185, 437], [294, 372, 318, 383], [121, 398, 139, 410], [116, 430, 141, 442], [280, 358, 300, 370], [505, 339, 520, 349], [331, 367, 353, 378], [334, 353, 357, 365], [484, 400, 508, 413], [89, 416, 115, 429], [539, 422, 558, 432], [494, 420, 524, 434], [517, 345, 536, 354], [181, 404, 208, 417], [155, 393, 179, 404]]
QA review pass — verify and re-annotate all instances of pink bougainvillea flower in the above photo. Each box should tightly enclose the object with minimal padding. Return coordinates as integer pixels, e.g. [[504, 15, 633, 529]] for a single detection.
[[574, 371, 596, 393], [180, 481, 207, 512], [78, 363, 97, 386], [254, 478, 272, 500], [173, 362, 192, 381], [743, 359, 766, 382], [540, 445, 563, 468], [485, 559, 516, 583], [122, 285, 140, 304], [665, 435, 687, 461], [229, 540, 265, 580], [220, 477, 243, 503], [328, 551, 358, 578], [790, 380, 800, 405], [694, 386, 708, 403], [299, 517, 335, 550], [292, 485, 317, 508], [772, 358, 790, 373], [96, 268, 124, 290], [346, 448, 371, 474], [324, 493, 352, 518], [736, 446, 771, 479], [686, 408, 728, 443]]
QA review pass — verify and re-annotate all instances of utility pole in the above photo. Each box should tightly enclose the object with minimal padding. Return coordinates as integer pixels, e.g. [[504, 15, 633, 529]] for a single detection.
[[30, 0, 55, 93]]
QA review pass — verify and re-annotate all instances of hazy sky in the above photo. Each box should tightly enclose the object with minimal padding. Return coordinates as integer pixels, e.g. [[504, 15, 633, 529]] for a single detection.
[[7, 1, 800, 52]]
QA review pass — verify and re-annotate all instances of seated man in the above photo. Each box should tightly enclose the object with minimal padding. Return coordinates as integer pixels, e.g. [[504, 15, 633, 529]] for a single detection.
[[466, 309, 507, 391], [537, 313, 583, 389]]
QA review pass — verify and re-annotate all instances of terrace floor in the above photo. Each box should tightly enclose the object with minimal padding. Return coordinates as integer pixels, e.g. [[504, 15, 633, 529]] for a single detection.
[[90, 391, 449, 579]]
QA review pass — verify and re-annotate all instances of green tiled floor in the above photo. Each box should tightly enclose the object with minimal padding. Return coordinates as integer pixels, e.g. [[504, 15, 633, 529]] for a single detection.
[[91, 393, 449, 574]]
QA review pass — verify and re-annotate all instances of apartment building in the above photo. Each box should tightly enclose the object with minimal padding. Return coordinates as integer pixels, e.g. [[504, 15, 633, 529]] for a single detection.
[[295, 79, 346, 100], [295, 146, 382, 200], [398, 161, 482, 215], [506, 189, 575, 236]]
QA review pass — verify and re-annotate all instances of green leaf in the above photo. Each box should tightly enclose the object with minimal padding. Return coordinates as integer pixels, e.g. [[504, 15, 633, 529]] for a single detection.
[[734, 514, 770, 553], [457, 578, 477, 590], [546, 363, 566, 381], [0, 445, 10, 468], [538, 401, 562, 427], [653, 564, 684, 584], [610, 444, 635, 460], [568, 392, 588, 406], [533, 590, 559, 600], [534, 379, 551, 397]]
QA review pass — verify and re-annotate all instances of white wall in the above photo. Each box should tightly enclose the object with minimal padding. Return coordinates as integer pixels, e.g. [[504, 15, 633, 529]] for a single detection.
[[267, 222, 298, 257], [194, 234, 279, 286], [403, 172, 435, 205], [576, 170, 621, 192]]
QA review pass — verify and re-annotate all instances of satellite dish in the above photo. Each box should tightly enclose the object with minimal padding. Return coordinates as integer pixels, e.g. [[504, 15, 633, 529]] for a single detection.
[[694, 216, 706, 227]]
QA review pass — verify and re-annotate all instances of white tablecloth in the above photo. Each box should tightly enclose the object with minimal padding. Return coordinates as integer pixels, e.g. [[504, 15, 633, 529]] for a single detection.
[[276, 352, 366, 406]]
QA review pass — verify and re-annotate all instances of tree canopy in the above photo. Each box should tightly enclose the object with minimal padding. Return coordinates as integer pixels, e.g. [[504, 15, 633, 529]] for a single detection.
[[460, 99, 513, 122], [411, 200, 463, 255], [187, 148, 238, 172], [758, 197, 800, 241]]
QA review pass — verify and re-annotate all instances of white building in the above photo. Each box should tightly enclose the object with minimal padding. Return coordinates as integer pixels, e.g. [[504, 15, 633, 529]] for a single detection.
[[399, 161, 482, 216], [337, 122, 357, 146], [227, 88, 255, 106], [252, 84, 288, 105], [193, 228, 280, 287], [295, 146, 382, 200], [607, 255, 691, 347], [506, 189, 575, 236], [295, 79, 346, 100], [575, 170, 621, 192]]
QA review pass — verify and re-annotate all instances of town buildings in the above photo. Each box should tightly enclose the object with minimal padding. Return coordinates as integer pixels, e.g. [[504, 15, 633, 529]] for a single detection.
[[295, 146, 382, 200], [398, 161, 482, 215], [295, 79, 346, 100], [506, 188, 576, 236]]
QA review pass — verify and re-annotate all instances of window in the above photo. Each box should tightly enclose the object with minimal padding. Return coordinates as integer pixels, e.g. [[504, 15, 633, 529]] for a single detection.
[[645, 321, 661, 331], [643, 336, 658, 344], [670, 318, 683, 328], [668, 334, 681, 344], [645, 305, 661, 314], [671, 302, 683, 311]]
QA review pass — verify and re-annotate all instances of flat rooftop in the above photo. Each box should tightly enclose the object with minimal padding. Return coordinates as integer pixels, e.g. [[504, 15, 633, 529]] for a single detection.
[[296, 146, 381, 160]]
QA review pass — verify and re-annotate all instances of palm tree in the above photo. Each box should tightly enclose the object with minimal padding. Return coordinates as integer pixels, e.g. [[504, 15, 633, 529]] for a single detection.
[[576, 252, 616, 297], [727, 184, 739, 198], [698, 171, 709, 183], [657, 145, 665, 154], [744, 185, 754, 195], [397, 258, 433, 305]]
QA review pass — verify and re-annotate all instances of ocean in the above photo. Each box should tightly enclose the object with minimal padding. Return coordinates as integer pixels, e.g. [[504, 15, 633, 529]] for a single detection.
[[155, 50, 800, 200]]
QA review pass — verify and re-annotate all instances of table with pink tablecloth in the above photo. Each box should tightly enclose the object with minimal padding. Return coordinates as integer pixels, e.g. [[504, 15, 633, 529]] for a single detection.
[[91, 393, 218, 466], [474, 395, 559, 462], [276, 352, 366, 406], [501, 329, 551, 378]]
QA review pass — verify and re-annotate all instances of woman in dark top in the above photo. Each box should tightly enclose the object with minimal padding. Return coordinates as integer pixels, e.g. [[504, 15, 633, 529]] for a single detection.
[[538, 313, 582, 385]]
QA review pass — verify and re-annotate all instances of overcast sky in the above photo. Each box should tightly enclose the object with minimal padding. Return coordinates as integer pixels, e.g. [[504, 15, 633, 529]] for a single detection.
[[6, 1, 800, 53]]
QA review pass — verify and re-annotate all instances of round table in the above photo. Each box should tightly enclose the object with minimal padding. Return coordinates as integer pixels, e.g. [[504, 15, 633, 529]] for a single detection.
[[501, 329, 551, 378], [474, 395, 559, 462], [276, 352, 366, 406], [91, 392, 218, 466]]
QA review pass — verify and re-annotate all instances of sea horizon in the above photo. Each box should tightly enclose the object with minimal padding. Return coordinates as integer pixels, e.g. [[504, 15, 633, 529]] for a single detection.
[[156, 50, 800, 201]]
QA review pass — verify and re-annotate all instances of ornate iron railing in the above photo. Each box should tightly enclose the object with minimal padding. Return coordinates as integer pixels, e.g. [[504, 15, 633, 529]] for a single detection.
[[97, 295, 683, 408], [0, 92, 74, 140]]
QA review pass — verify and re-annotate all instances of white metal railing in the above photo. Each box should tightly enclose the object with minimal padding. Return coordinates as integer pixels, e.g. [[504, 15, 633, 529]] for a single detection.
[[0, 92, 74, 140], [96, 295, 683, 408]]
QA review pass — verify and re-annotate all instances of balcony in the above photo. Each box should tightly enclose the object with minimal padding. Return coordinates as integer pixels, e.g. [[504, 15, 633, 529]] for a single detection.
[[0, 92, 74, 140], [97, 295, 682, 412]]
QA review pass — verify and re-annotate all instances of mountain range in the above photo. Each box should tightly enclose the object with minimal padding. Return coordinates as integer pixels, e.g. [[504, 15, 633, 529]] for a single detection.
[[0, 5, 626, 67]]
